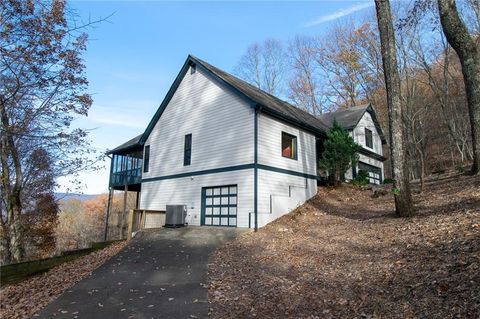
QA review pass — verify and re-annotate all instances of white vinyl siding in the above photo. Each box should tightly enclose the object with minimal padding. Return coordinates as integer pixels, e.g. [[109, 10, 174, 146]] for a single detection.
[[347, 112, 385, 182], [352, 112, 383, 155], [257, 170, 317, 227], [143, 66, 254, 178], [140, 170, 253, 227], [257, 114, 317, 175], [256, 113, 317, 228]]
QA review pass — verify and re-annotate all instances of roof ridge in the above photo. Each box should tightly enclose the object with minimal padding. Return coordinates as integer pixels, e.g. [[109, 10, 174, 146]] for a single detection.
[[189, 55, 324, 124]]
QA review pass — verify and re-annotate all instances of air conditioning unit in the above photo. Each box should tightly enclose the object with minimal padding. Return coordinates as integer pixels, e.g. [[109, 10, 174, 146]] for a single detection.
[[165, 205, 187, 228]]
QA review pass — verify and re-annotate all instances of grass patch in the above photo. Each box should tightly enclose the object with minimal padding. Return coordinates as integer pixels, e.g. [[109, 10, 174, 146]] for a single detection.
[[1, 240, 122, 285]]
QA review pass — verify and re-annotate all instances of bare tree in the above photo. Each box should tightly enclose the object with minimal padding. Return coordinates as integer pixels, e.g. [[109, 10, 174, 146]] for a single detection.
[[234, 38, 286, 96], [375, 0, 414, 216], [287, 36, 325, 115], [437, 0, 480, 174], [0, 0, 101, 263]]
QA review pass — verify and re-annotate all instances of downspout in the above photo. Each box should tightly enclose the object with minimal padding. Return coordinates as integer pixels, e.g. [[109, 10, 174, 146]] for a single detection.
[[104, 154, 114, 241], [254, 105, 262, 231]]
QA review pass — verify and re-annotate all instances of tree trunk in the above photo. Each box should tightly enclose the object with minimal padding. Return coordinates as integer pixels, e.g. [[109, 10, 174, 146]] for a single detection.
[[0, 103, 25, 262], [374, 0, 414, 216], [438, 0, 480, 174]]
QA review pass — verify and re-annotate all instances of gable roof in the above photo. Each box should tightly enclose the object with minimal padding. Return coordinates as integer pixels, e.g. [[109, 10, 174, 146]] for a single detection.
[[108, 55, 386, 154], [189, 56, 330, 134], [318, 104, 387, 144], [138, 55, 329, 145]]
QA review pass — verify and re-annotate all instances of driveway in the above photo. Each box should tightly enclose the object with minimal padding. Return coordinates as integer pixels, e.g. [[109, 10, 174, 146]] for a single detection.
[[37, 227, 247, 319]]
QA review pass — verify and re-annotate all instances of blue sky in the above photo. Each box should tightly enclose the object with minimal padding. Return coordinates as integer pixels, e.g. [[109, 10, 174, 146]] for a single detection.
[[59, 0, 374, 194]]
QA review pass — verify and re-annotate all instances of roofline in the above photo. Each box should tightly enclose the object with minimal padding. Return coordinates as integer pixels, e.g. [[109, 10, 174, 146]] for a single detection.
[[140, 55, 328, 144], [364, 104, 387, 145], [345, 103, 387, 145], [106, 143, 143, 155], [259, 106, 326, 137]]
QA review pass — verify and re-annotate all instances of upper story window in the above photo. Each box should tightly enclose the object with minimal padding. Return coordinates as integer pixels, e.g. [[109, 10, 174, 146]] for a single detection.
[[282, 132, 297, 160], [184, 134, 192, 166], [365, 128, 373, 149], [143, 145, 150, 173]]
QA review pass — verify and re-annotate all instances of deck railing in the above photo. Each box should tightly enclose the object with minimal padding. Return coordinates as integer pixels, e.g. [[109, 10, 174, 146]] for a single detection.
[[110, 168, 142, 187]]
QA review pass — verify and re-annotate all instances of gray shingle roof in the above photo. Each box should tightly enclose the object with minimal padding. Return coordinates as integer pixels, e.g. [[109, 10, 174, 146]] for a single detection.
[[318, 104, 387, 144], [109, 56, 386, 154], [190, 55, 330, 134], [107, 134, 142, 154], [318, 104, 370, 129]]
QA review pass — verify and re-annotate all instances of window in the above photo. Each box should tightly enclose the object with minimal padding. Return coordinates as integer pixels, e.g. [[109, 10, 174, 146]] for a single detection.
[[184, 134, 192, 166], [281, 132, 297, 160], [365, 128, 373, 149], [143, 145, 150, 173]]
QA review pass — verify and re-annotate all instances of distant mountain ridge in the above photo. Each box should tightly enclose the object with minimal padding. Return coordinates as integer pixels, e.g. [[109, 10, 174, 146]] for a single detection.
[[55, 193, 100, 202]]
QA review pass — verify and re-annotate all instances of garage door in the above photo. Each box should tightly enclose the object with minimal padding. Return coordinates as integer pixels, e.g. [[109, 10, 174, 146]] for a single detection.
[[358, 162, 382, 185], [201, 185, 237, 227]]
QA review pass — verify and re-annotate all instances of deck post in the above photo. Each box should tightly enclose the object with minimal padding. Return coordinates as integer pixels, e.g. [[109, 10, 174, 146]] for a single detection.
[[104, 187, 113, 241], [127, 209, 135, 241], [121, 184, 128, 239], [135, 191, 140, 209]]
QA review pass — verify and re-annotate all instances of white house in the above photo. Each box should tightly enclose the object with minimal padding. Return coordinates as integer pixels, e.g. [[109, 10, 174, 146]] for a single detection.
[[318, 105, 387, 184], [107, 55, 386, 229]]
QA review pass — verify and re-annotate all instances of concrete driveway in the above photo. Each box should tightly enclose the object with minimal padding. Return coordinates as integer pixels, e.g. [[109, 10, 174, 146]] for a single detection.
[[37, 227, 247, 319]]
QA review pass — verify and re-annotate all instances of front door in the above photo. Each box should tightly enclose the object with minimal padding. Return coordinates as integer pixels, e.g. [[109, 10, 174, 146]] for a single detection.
[[201, 185, 237, 227]]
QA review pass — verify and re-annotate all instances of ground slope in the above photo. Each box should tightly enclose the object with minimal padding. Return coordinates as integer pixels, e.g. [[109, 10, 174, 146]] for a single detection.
[[208, 174, 480, 318]]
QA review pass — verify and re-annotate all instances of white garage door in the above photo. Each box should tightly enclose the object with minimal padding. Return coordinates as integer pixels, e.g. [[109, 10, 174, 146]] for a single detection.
[[358, 162, 382, 185], [201, 185, 237, 227]]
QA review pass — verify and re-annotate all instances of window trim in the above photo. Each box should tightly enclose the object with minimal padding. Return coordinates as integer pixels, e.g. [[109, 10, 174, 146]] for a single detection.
[[184, 133, 192, 166], [143, 145, 150, 173], [365, 128, 373, 149], [281, 131, 298, 160]]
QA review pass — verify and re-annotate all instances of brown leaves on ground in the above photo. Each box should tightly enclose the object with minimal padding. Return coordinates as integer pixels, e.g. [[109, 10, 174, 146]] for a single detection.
[[208, 173, 480, 318], [0, 241, 126, 319]]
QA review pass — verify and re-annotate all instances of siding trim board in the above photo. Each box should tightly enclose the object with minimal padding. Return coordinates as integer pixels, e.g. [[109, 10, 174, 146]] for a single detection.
[[257, 164, 318, 180], [141, 163, 319, 184]]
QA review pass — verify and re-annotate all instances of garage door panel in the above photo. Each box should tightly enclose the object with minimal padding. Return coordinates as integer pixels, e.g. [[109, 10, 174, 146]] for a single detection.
[[358, 162, 382, 185], [202, 184, 237, 227]]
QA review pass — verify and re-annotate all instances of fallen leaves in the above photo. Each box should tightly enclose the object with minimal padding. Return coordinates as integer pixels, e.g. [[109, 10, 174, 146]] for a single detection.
[[0, 241, 126, 319], [208, 173, 480, 318]]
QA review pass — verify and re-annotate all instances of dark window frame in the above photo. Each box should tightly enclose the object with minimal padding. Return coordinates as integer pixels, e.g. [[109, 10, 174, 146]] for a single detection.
[[365, 128, 373, 149], [184, 134, 192, 166], [281, 131, 298, 160], [143, 145, 150, 173]]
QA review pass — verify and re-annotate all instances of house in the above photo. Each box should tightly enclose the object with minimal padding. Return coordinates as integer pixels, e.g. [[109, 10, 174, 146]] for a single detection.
[[318, 105, 387, 184], [107, 55, 386, 229]]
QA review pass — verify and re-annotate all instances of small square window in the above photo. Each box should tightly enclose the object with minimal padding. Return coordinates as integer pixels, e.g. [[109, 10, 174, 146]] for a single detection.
[[365, 128, 373, 149], [282, 132, 297, 160]]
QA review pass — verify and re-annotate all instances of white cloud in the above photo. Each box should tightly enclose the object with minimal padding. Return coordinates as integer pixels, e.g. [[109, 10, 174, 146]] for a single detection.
[[85, 101, 155, 129], [304, 2, 374, 27]]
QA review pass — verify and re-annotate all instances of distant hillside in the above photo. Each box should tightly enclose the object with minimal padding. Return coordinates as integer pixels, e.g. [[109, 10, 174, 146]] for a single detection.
[[55, 193, 100, 202]]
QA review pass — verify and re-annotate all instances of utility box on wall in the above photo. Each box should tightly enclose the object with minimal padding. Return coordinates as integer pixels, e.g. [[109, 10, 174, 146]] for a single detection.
[[165, 205, 187, 227]]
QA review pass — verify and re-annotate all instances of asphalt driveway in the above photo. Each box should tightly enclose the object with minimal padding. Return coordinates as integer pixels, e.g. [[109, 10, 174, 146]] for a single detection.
[[37, 226, 247, 319]]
